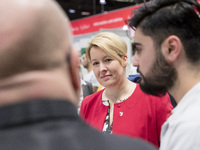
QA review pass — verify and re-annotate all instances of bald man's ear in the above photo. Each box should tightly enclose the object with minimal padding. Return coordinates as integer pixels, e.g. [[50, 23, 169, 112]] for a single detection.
[[69, 50, 80, 97], [161, 35, 181, 63]]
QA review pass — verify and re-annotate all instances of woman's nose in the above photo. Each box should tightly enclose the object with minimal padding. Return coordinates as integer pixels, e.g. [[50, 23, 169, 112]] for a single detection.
[[99, 63, 107, 72]]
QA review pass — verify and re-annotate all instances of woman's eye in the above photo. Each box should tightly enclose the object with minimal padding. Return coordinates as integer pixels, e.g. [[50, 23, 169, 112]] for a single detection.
[[92, 62, 99, 66], [105, 59, 112, 62]]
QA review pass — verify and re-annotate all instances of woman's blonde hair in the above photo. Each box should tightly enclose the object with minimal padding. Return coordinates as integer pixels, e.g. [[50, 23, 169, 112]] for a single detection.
[[86, 32, 127, 64]]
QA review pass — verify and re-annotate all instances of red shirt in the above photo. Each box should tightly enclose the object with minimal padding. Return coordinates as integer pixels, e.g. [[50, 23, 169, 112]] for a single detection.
[[80, 83, 173, 147]]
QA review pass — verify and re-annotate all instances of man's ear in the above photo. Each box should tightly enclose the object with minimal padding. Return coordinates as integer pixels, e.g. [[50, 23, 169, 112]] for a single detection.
[[161, 35, 181, 63], [69, 49, 80, 93]]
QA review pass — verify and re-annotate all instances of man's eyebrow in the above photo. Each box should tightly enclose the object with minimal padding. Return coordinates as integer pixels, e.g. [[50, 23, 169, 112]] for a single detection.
[[132, 42, 142, 47]]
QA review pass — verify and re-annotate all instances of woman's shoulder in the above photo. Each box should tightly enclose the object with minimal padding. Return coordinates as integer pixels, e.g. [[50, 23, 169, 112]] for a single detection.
[[82, 89, 104, 104]]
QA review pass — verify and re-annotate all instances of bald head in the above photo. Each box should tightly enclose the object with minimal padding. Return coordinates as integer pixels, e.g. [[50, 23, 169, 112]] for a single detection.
[[0, 0, 72, 79]]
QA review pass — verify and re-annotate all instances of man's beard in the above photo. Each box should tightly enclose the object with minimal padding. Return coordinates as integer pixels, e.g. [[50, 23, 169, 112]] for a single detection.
[[83, 62, 89, 69], [138, 51, 177, 96]]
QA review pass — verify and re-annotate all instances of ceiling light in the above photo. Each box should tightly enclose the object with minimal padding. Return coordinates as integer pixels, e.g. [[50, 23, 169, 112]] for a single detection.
[[69, 9, 76, 13], [123, 25, 128, 30], [99, 0, 106, 5]]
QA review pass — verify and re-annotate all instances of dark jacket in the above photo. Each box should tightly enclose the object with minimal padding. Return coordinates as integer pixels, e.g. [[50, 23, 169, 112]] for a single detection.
[[0, 99, 157, 150], [82, 81, 93, 97]]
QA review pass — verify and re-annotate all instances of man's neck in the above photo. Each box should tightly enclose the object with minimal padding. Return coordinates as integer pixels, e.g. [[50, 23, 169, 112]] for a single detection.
[[0, 70, 78, 107], [87, 63, 92, 73], [169, 68, 200, 104]]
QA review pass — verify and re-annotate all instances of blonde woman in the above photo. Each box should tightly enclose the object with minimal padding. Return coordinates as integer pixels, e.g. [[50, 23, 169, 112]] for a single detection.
[[80, 32, 173, 147]]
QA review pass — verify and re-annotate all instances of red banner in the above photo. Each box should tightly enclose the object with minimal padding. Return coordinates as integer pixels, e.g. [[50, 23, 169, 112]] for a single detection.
[[71, 1, 200, 36], [70, 5, 141, 35]]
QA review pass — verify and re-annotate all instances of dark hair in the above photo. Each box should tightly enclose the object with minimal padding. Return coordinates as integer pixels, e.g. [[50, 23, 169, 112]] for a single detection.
[[129, 0, 200, 64]]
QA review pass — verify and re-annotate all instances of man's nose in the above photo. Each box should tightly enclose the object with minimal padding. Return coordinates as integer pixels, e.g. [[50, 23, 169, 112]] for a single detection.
[[132, 54, 139, 67]]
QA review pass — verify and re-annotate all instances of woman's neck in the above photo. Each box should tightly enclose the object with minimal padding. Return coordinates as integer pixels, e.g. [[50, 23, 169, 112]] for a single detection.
[[103, 79, 136, 103]]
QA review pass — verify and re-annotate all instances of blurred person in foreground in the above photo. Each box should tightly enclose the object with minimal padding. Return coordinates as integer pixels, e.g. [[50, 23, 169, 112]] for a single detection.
[[129, 0, 200, 149], [0, 0, 158, 150], [80, 32, 173, 147]]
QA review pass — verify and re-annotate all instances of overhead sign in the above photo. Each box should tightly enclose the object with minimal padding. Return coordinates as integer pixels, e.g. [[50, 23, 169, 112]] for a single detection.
[[71, 0, 200, 36], [70, 5, 141, 35]]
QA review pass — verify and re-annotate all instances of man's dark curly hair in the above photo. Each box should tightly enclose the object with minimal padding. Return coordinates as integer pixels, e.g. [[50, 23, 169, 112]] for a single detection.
[[129, 0, 200, 65]]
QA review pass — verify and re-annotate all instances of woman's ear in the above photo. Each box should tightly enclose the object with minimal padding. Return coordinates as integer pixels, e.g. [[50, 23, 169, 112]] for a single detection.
[[122, 55, 128, 67], [161, 35, 181, 63]]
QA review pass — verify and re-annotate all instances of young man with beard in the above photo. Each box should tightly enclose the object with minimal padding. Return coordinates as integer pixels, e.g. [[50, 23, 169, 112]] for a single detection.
[[129, 0, 200, 149]]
